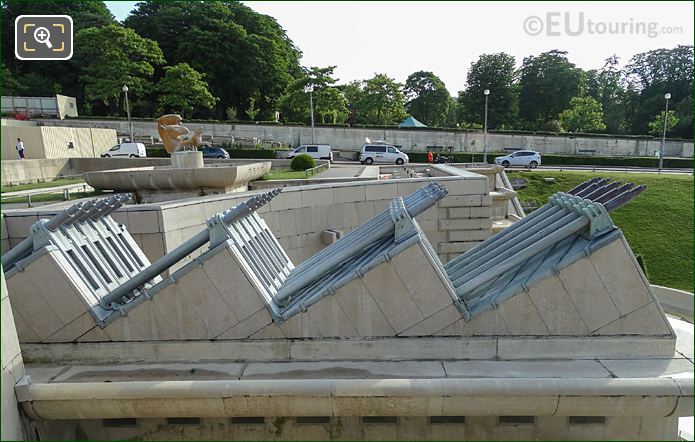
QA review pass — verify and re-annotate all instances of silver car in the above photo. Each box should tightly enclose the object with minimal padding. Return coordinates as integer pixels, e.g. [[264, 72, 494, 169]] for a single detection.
[[494, 150, 541, 168]]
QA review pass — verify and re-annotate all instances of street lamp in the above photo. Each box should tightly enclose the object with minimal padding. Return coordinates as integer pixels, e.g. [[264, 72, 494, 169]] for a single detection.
[[122, 85, 134, 143], [658, 92, 671, 171], [483, 89, 490, 163], [307, 84, 316, 144]]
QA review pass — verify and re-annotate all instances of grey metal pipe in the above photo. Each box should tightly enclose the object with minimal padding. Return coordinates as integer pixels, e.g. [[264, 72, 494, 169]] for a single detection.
[[45, 202, 84, 231], [575, 179, 611, 198], [594, 183, 635, 205], [274, 183, 448, 305], [286, 184, 444, 277], [99, 189, 281, 308], [567, 177, 602, 195], [584, 181, 621, 200], [445, 204, 563, 273], [101, 194, 131, 217], [603, 185, 647, 212], [450, 210, 579, 286], [454, 216, 588, 297], [1, 202, 84, 270], [90, 197, 119, 221], [77, 199, 106, 223], [67, 200, 97, 226], [447, 206, 571, 281]]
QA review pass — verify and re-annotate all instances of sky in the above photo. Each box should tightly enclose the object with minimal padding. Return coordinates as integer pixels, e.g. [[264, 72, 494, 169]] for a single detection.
[[105, 1, 694, 94]]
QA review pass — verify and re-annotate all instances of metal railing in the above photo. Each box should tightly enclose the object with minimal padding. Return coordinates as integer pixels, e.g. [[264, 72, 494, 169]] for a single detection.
[[304, 163, 329, 178]]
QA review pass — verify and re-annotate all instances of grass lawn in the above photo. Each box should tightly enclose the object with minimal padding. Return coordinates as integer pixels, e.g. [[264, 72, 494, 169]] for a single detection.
[[0, 178, 84, 194], [260, 169, 324, 180], [1, 190, 102, 204], [507, 170, 694, 293]]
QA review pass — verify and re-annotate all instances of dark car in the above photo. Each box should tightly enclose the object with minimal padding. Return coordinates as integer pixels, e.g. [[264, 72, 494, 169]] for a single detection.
[[199, 147, 230, 159]]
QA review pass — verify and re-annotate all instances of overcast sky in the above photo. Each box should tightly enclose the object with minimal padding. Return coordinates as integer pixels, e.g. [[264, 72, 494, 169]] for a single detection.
[[106, 1, 694, 94]]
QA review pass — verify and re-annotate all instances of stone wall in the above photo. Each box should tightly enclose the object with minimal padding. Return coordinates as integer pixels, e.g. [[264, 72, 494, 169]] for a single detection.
[[1, 266, 27, 441], [37, 118, 694, 158]]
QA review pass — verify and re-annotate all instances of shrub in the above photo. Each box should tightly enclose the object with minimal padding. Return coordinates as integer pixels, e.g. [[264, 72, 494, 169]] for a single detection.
[[290, 154, 316, 171]]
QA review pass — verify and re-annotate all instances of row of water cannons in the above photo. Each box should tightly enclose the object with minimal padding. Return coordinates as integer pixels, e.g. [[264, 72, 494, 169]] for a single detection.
[[2, 194, 133, 271]]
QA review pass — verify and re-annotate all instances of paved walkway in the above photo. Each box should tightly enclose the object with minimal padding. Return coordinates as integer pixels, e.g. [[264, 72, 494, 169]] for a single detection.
[[308, 166, 366, 179], [1, 182, 93, 207]]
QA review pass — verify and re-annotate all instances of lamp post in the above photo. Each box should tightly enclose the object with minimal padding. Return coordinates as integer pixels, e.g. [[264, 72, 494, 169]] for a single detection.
[[308, 85, 316, 144], [122, 85, 134, 143], [483, 89, 490, 163], [658, 92, 671, 171]]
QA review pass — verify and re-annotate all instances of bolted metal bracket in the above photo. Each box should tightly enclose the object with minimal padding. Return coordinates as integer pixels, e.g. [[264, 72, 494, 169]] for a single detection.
[[389, 197, 417, 243]]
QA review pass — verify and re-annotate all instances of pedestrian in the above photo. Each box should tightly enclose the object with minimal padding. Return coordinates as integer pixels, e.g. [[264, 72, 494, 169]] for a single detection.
[[15, 138, 25, 160], [427, 150, 433, 163]]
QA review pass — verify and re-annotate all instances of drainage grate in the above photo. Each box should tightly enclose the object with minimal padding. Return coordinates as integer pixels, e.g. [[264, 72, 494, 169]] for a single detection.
[[498, 416, 535, 425], [362, 416, 399, 424], [569, 416, 606, 425], [429, 416, 466, 424], [230, 417, 265, 425]]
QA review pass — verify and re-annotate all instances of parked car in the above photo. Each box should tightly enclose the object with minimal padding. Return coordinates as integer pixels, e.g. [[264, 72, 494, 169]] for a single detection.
[[360, 144, 409, 165], [494, 150, 541, 168], [288, 144, 333, 162], [101, 142, 146, 158], [199, 147, 230, 159]]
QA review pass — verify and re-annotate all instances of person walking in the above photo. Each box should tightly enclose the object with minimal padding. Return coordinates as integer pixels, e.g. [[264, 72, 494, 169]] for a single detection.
[[15, 138, 25, 160], [427, 150, 433, 163]]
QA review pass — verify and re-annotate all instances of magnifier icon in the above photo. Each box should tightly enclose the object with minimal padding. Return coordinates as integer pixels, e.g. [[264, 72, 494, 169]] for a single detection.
[[33, 26, 52, 49]]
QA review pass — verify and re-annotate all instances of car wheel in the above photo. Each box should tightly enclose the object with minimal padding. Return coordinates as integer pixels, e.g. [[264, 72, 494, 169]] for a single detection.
[[396, 158, 404, 165], [103, 154, 110, 158], [217, 155, 224, 159], [130, 154, 137, 158], [529, 161, 538, 169], [502, 160, 510, 168], [365, 157, 374, 165]]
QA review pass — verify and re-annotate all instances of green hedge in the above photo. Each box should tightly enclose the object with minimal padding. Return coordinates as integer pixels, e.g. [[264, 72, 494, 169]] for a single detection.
[[402, 151, 693, 168]]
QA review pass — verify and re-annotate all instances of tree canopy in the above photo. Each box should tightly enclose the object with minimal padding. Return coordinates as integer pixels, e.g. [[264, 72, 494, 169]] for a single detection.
[[559, 96, 607, 133], [403, 71, 451, 127], [280, 66, 348, 124], [459, 53, 518, 129], [156, 63, 218, 118], [349, 74, 407, 125]]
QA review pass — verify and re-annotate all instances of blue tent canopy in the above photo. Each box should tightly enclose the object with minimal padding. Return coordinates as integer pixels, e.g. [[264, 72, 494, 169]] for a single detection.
[[398, 116, 426, 127]]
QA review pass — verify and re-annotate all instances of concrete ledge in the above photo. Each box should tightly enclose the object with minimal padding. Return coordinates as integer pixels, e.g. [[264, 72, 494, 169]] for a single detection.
[[20, 336, 676, 364], [19, 377, 693, 420], [652, 284, 694, 322]]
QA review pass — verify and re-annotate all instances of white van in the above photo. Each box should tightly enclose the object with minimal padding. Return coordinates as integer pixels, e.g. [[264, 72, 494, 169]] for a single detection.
[[101, 142, 147, 158], [360, 144, 409, 165], [288, 144, 333, 162]]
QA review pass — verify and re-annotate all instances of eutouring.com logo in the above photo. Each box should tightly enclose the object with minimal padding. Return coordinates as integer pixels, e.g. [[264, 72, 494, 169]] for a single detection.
[[523, 12, 683, 39]]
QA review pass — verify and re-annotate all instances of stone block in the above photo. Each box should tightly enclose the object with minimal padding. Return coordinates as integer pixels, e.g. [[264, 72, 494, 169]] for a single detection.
[[389, 243, 455, 317], [362, 262, 424, 333], [42, 311, 99, 343], [592, 302, 673, 336], [160, 204, 205, 231], [637, 416, 679, 440], [396, 180, 427, 196], [8, 307, 39, 343], [398, 304, 461, 336], [176, 266, 241, 338], [5, 215, 38, 239], [150, 283, 208, 340], [496, 292, 550, 336], [438, 241, 478, 254], [443, 359, 610, 378], [306, 295, 358, 337], [217, 307, 272, 339], [300, 187, 334, 207], [497, 336, 675, 359], [249, 322, 286, 339], [1, 367, 24, 441], [559, 257, 620, 332], [6, 268, 64, 341], [366, 183, 398, 201], [126, 209, 161, 234], [356, 201, 377, 223], [103, 315, 146, 341], [447, 207, 471, 219], [599, 358, 693, 378], [269, 190, 301, 212], [448, 229, 492, 242], [439, 195, 482, 208], [333, 279, 396, 337], [333, 185, 366, 203], [125, 299, 178, 341], [444, 177, 487, 195], [439, 218, 493, 231], [140, 233, 166, 262], [590, 238, 653, 316], [241, 360, 445, 379], [527, 275, 590, 335], [201, 246, 266, 323], [320, 230, 339, 246]]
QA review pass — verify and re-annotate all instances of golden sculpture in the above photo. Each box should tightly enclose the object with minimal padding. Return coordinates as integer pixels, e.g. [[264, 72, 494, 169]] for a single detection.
[[157, 114, 210, 154]]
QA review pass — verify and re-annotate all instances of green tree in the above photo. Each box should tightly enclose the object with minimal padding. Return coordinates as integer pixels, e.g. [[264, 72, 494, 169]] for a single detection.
[[559, 96, 607, 133], [648, 110, 678, 137], [403, 71, 451, 126], [280, 66, 348, 124], [125, 1, 302, 120], [156, 63, 218, 118], [585, 56, 631, 134], [460, 53, 518, 129], [518, 50, 585, 128], [624, 45, 694, 137], [74, 24, 165, 115], [1, 64, 24, 95], [1, 1, 115, 100], [349, 74, 406, 125]]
